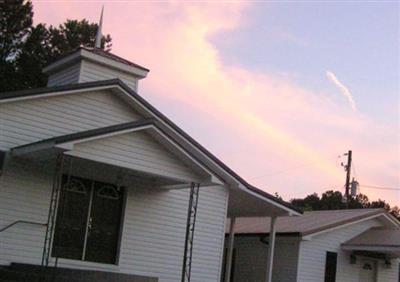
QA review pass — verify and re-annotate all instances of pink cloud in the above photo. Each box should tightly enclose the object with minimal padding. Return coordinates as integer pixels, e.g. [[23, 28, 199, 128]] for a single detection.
[[32, 1, 399, 206]]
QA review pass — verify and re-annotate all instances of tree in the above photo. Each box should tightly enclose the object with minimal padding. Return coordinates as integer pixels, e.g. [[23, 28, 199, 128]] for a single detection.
[[0, 0, 33, 91], [290, 190, 400, 221], [0, 1, 112, 92], [291, 193, 321, 211], [0, 0, 33, 61]]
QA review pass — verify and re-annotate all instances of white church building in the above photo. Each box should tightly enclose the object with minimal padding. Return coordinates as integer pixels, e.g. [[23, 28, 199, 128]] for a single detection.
[[0, 30, 301, 282]]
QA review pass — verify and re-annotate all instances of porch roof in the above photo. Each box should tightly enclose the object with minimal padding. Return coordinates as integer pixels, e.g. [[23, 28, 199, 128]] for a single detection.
[[2, 79, 302, 216], [342, 227, 400, 258], [228, 209, 399, 236], [10, 119, 219, 184], [11, 119, 155, 155]]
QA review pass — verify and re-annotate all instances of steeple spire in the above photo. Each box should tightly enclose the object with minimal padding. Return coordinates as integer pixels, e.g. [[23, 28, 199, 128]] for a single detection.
[[95, 6, 104, 48]]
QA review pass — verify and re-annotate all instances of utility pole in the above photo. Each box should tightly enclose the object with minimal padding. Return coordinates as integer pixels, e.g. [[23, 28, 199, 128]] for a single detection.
[[344, 150, 352, 208]]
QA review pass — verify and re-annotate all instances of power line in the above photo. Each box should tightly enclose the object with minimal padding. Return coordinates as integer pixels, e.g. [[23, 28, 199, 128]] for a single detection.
[[361, 185, 400, 191]]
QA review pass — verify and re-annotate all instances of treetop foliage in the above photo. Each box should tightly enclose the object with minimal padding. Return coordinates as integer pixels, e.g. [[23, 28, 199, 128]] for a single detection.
[[0, 0, 112, 92], [290, 190, 400, 220]]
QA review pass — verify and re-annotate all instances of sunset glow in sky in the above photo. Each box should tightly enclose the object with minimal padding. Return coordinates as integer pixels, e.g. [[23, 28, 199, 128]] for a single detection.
[[32, 1, 399, 206]]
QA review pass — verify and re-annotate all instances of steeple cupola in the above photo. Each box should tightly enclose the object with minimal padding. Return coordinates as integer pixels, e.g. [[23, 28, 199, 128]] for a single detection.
[[43, 8, 148, 91]]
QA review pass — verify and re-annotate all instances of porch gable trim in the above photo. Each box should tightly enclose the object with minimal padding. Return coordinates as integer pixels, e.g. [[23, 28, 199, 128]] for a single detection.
[[10, 119, 154, 156]]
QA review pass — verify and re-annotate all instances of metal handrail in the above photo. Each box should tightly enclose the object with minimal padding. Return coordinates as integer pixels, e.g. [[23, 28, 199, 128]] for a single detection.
[[0, 220, 47, 233]]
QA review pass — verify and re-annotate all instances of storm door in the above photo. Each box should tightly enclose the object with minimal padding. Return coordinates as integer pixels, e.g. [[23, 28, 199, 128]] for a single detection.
[[52, 176, 124, 264]]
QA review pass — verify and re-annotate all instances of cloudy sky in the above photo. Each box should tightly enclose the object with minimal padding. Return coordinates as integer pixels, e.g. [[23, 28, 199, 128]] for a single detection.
[[32, 1, 399, 206]]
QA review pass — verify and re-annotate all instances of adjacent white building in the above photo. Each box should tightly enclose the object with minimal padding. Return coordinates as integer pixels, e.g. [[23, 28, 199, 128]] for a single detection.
[[0, 47, 301, 282], [228, 209, 400, 282]]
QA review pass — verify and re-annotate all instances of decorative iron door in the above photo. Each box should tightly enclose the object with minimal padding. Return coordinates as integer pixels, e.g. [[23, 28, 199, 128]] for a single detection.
[[52, 176, 124, 264], [52, 176, 91, 260], [85, 181, 124, 264]]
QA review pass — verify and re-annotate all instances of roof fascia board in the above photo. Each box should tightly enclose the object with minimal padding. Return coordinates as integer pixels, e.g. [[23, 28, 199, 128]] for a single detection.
[[302, 212, 386, 240], [341, 245, 400, 252], [59, 124, 222, 185], [159, 181, 223, 190], [80, 49, 148, 78], [55, 124, 153, 149], [236, 182, 300, 216], [382, 213, 400, 227], [113, 85, 302, 215], [0, 84, 117, 104], [230, 232, 301, 238], [11, 141, 56, 156], [10, 121, 153, 156], [149, 126, 224, 185], [43, 49, 148, 78]]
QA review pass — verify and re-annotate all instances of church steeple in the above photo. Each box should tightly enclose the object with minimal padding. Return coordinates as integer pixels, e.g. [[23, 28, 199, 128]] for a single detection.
[[43, 5, 149, 91], [95, 6, 104, 48]]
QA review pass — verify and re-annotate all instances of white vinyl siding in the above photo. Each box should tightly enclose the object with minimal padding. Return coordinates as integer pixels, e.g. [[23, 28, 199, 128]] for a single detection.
[[376, 259, 400, 282], [0, 157, 228, 282], [79, 60, 138, 91], [0, 77, 229, 281], [296, 219, 383, 282], [66, 131, 202, 182], [0, 90, 141, 151], [47, 64, 81, 87]]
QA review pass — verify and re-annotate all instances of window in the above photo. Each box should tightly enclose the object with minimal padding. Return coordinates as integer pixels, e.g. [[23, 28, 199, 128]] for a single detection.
[[324, 252, 337, 282], [52, 175, 124, 264]]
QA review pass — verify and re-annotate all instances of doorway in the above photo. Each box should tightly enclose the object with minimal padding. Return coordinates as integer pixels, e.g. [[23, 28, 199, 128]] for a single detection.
[[359, 259, 377, 282], [52, 175, 124, 264]]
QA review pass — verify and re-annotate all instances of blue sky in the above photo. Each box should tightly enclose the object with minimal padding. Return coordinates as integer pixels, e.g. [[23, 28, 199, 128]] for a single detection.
[[211, 2, 399, 122]]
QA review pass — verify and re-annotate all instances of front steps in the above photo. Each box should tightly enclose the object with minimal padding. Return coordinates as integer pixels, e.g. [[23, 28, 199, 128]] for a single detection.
[[0, 263, 158, 282]]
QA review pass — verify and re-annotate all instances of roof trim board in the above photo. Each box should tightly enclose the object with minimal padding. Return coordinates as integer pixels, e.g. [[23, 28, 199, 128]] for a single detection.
[[229, 209, 399, 238], [0, 79, 120, 102], [43, 47, 149, 77], [302, 210, 393, 239], [0, 78, 302, 215], [11, 119, 222, 185]]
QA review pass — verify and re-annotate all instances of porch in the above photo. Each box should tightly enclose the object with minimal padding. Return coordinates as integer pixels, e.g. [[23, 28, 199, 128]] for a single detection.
[[342, 227, 400, 274], [0, 118, 301, 282], [0, 121, 222, 282]]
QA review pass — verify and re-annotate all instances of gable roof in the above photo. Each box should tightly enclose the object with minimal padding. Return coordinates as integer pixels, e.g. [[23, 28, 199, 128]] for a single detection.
[[81, 47, 150, 72], [230, 209, 399, 236], [42, 47, 149, 79], [342, 227, 400, 258], [0, 79, 302, 215], [342, 227, 400, 248]]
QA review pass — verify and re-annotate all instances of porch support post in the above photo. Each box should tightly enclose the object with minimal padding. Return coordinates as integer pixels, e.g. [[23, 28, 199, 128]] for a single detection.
[[265, 216, 277, 282], [181, 183, 200, 282], [225, 217, 236, 282]]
